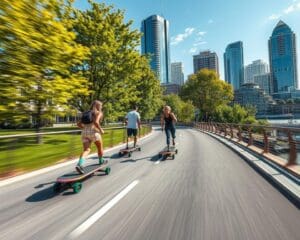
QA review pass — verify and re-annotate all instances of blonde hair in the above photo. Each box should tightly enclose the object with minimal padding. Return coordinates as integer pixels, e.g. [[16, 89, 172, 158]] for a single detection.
[[90, 101, 103, 122], [164, 105, 171, 111]]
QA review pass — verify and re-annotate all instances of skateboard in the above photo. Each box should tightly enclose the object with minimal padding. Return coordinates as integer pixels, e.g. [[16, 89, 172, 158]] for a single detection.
[[119, 146, 141, 157], [159, 146, 178, 160], [53, 161, 111, 194]]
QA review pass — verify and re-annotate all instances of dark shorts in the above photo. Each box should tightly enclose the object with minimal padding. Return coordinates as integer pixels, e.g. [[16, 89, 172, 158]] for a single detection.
[[127, 128, 138, 137]]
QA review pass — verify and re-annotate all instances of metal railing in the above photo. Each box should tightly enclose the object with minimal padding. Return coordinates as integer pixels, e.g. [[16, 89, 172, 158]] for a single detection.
[[194, 122, 300, 177], [0, 124, 152, 178]]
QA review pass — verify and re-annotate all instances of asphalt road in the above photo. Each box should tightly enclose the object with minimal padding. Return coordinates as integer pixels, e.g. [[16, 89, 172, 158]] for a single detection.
[[0, 127, 299, 240]]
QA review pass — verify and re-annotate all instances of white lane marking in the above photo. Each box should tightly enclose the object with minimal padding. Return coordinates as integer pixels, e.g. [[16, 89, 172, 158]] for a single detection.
[[69, 180, 139, 239], [154, 160, 160, 165]]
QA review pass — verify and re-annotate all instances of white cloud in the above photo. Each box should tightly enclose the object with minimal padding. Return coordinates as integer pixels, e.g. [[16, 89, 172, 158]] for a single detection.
[[283, 1, 300, 14], [193, 41, 207, 47], [171, 27, 195, 46], [268, 0, 300, 21], [197, 31, 207, 36]]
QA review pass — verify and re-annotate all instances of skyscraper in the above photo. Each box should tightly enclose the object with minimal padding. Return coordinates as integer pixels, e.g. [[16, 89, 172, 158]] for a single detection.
[[171, 62, 184, 85], [244, 60, 269, 83], [193, 51, 219, 75], [141, 15, 171, 84], [224, 41, 244, 90], [268, 20, 298, 93], [253, 73, 271, 94]]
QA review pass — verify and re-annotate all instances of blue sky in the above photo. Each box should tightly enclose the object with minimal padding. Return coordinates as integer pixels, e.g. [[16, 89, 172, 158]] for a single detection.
[[74, 0, 300, 80]]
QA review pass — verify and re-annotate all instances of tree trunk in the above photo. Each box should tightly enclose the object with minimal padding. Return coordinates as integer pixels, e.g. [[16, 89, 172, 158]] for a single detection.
[[36, 102, 43, 144]]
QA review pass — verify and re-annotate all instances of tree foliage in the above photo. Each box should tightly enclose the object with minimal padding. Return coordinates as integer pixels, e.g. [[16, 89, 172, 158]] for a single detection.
[[0, 0, 163, 128], [70, 0, 162, 122], [214, 104, 257, 124], [0, 0, 89, 129], [180, 69, 233, 120], [163, 94, 195, 123]]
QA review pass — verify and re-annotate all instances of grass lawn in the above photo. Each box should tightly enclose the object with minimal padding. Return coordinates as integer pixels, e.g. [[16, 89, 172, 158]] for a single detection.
[[0, 126, 151, 177]]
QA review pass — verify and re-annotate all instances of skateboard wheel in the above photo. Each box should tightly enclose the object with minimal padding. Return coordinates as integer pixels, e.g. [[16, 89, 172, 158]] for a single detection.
[[72, 182, 82, 193], [105, 167, 111, 175], [138, 147, 141, 151], [175, 149, 178, 154], [53, 182, 62, 193], [128, 152, 132, 157], [172, 155, 175, 160]]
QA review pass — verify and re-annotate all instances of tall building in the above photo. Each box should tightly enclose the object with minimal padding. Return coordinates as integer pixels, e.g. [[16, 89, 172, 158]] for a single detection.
[[253, 73, 271, 94], [171, 62, 184, 85], [244, 60, 269, 83], [141, 15, 171, 84], [234, 83, 276, 116], [268, 20, 298, 93], [224, 41, 244, 90], [193, 51, 219, 75]]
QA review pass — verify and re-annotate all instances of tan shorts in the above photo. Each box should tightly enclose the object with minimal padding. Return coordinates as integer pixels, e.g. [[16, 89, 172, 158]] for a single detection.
[[81, 125, 101, 143]]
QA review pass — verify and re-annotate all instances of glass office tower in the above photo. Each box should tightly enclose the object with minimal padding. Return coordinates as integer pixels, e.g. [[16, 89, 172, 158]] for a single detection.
[[268, 20, 298, 93], [224, 41, 244, 90], [141, 15, 171, 84]]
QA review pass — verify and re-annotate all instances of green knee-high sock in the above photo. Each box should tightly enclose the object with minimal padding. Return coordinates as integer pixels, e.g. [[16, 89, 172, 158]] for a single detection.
[[78, 157, 84, 166], [99, 156, 104, 164]]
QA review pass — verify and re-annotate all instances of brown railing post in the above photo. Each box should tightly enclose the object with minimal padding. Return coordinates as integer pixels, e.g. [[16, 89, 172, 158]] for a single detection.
[[288, 130, 297, 165], [263, 130, 269, 153], [248, 127, 253, 146], [224, 124, 227, 137], [110, 128, 114, 147], [230, 125, 233, 139], [238, 126, 242, 142]]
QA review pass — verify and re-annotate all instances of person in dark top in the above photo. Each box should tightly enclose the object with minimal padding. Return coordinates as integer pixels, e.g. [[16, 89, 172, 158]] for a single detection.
[[160, 105, 177, 150]]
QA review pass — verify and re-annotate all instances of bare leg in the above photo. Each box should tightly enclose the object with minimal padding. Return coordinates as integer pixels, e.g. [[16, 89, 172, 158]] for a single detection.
[[80, 140, 92, 160], [94, 140, 103, 158], [76, 140, 91, 174], [134, 136, 137, 148]]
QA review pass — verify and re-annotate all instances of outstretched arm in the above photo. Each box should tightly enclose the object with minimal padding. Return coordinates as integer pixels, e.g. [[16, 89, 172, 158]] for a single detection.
[[94, 112, 104, 134], [171, 113, 177, 123], [160, 114, 165, 130]]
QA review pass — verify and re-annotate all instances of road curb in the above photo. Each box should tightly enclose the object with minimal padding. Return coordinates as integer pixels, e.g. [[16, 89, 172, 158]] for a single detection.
[[0, 131, 154, 188], [197, 129, 300, 209]]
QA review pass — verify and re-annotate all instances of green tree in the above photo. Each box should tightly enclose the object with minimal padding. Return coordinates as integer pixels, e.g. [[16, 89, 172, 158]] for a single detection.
[[135, 57, 163, 120], [70, 1, 158, 122], [0, 0, 89, 132], [180, 69, 233, 121], [163, 94, 195, 122], [214, 104, 257, 124], [179, 100, 195, 123]]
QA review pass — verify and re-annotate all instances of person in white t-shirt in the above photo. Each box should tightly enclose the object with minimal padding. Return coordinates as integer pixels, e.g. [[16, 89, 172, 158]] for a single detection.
[[125, 104, 141, 148]]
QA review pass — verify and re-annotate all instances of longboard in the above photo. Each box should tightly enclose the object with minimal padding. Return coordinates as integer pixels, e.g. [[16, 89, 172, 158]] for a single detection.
[[119, 146, 141, 157], [53, 161, 110, 194], [159, 146, 178, 160]]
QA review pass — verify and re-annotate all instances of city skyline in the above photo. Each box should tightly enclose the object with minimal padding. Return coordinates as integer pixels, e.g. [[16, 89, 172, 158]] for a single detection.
[[74, 0, 300, 83]]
